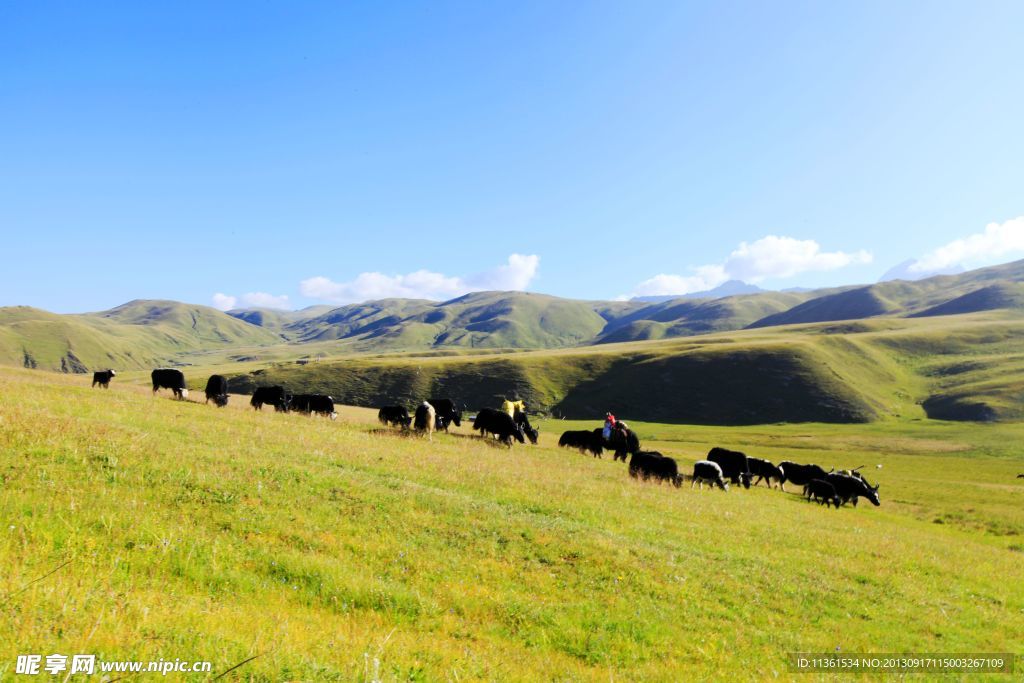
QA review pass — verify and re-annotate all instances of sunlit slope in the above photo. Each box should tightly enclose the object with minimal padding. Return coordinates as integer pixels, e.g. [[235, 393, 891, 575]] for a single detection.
[[268, 292, 610, 350], [0, 306, 184, 372], [749, 258, 1024, 328], [222, 259, 1024, 348], [93, 300, 284, 346], [595, 291, 813, 343], [1, 367, 1021, 679], [225, 339, 892, 424], [216, 305, 334, 336], [6, 260, 1024, 371], [221, 312, 1024, 424], [911, 282, 1024, 318], [0, 300, 280, 372]]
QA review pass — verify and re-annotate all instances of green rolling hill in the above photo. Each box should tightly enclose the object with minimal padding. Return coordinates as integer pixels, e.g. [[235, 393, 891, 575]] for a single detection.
[[218, 311, 1024, 424], [3, 259, 1024, 423], [0, 300, 280, 372], [222, 258, 1024, 347], [749, 258, 1024, 328], [236, 292, 610, 350], [225, 305, 334, 336], [910, 282, 1024, 318], [594, 291, 813, 342]]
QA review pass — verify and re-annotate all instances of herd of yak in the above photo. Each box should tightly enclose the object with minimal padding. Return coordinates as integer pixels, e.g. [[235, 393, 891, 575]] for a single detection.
[[557, 428, 881, 509], [94, 367, 882, 510]]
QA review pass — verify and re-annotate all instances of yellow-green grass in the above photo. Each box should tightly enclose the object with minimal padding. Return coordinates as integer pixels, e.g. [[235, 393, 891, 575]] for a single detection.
[[1, 367, 1022, 679]]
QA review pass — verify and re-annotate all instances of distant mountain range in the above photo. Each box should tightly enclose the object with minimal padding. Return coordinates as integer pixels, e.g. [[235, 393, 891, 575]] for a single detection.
[[878, 259, 965, 282], [630, 280, 765, 302], [3, 258, 1024, 372]]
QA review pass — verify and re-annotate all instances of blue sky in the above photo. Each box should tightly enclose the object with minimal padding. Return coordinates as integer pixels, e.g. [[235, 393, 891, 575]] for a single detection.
[[2, 1, 1023, 312]]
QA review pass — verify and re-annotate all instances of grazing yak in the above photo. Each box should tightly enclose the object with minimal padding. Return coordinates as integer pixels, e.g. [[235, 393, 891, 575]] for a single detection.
[[513, 410, 539, 444], [558, 430, 604, 458], [826, 472, 881, 507], [91, 369, 116, 388], [473, 408, 525, 446], [251, 386, 289, 411], [628, 451, 681, 487], [204, 375, 229, 407], [427, 398, 462, 432], [805, 479, 842, 508], [1019, 474, 1024, 479], [747, 457, 785, 489], [691, 460, 729, 490], [378, 406, 411, 429], [591, 426, 641, 462], [290, 394, 337, 419], [708, 447, 753, 489], [151, 368, 188, 400], [414, 402, 436, 440], [778, 461, 833, 490]]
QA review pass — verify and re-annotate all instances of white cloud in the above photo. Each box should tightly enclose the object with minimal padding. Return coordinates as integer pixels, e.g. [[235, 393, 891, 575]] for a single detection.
[[464, 253, 540, 291], [211, 291, 290, 310], [211, 293, 237, 311], [624, 236, 872, 297], [723, 236, 872, 281], [300, 254, 540, 304], [299, 272, 465, 302], [631, 266, 728, 297], [240, 292, 290, 309], [910, 216, 1024, 273]]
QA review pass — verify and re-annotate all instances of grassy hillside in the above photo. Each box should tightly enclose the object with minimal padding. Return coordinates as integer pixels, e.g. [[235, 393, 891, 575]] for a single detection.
[[596, 292, 811, 343], [6, 299, 1024, 425], [1, 367, 1021, 679], [6, 260, 1024, 370], [225, 305, 334, 336], [285, 299, 437, 343], [223, 342, 886, 425], [225, 259, 1024, 349], [93, 300, 285, 346], [0, 301, 281, 373], [244, 292, 611, 350], [911, 282, 1024, 318], [749, 287, 891, 328], [749, 258, 1024, 328], [230, 290, 819, 348], [215, 312, 1024, 424]]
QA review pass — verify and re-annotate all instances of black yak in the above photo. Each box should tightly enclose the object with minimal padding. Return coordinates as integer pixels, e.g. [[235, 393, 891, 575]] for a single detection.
[[251, 386, 289, 411], [628, 451, 681, 487], [151, 368, 188, 400], [473, 408, 524, 446], [204, 375, 229, 407], [708, 447, 753, 489], [378, 406, 411, 429], [558, 430, 604, 457], [91, 370, 116, 388], [747, 457, 785, 489], [691, 460, 728, 491], [805, 479, 842, 508], [826, 472, 881, 507]]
